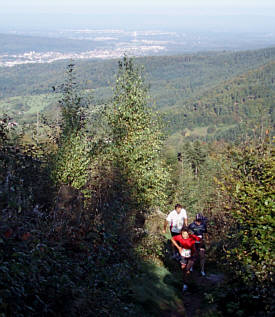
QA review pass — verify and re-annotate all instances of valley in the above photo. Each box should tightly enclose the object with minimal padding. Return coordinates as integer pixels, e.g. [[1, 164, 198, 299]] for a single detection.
[[0, 46, 274, 142], [1, 29, 275, 67]]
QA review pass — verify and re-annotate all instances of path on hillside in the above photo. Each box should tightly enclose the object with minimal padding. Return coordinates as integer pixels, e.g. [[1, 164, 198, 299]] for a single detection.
[[146, 213, 226, 317], [181, 270, 225, 317], [161, 263, 226, 317]]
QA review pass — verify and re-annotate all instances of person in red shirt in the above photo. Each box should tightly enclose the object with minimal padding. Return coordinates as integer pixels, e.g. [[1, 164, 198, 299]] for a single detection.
[[171, 228, 201, 292]]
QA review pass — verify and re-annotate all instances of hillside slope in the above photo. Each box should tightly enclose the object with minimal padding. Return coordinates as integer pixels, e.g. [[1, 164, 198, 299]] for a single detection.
[[1, 47, 275, 99], [0, 47, 274, 142], [164, 61, 275, 141]]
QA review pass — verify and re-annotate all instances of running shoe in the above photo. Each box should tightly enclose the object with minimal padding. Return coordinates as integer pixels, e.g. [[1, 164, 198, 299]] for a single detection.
[[201, 271, 206, 277], [182, 284, 188, 292]]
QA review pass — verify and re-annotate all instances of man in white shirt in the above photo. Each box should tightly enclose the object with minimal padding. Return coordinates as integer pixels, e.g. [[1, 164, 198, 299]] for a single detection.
[[163, 204, 188, 256], [163, 204, 188, 235]]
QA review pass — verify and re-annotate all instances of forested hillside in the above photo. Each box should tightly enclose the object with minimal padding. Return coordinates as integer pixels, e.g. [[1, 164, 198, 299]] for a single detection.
[[0, 57, 274, 317], [0, 47, 274, 143], [165, 61, 275, 141], [1, 47, 275, 99]]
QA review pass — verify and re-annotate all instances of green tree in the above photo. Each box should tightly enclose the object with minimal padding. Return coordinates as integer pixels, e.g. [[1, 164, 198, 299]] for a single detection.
[[184, 141, 208, 176], [51, 63, 92, 191], [168, 141, 220, 216], [58, 63, 88, 135], [108, 56, 169, 211], [218, 140, 274, 309]]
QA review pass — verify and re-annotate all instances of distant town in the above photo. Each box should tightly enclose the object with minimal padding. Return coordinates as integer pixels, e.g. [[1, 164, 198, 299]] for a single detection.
[[0, 46, 166, 67], [1, 28, 275, 67]]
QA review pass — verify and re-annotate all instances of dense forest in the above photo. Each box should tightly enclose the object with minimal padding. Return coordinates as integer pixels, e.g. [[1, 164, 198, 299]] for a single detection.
[[0, 54, 274, 316], [1, 47, 275, 99], [164, 60, 275, 141], [0, 47, 274, 144]]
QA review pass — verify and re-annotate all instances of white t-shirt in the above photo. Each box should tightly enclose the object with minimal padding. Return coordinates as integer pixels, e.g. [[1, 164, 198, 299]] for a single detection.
[[166, 209, 187, 233]]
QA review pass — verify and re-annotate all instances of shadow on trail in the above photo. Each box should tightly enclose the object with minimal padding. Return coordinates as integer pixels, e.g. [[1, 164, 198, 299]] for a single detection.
[[131, 261, 186, 316], [158, 235, 227, 317]]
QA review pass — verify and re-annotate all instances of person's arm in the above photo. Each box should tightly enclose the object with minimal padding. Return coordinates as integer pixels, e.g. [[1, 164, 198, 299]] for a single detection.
[[163, 220, 169, 234], [171, 237, 182, 254], [190, 234, 201, 242], [188, 223, 194, 233], [183, 209, 188, 227]]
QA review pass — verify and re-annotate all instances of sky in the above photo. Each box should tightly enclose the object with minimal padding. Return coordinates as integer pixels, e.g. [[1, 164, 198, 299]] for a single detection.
[[1, 0, 275, 32]]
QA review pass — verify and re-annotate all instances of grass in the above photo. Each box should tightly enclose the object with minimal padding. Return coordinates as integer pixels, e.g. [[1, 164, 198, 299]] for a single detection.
[[189, 126, 209, 137], [0, 93, 59, 117], [165, 123, 240, 148], [131, 260, 186, 316], [0, 88, 107, 121]]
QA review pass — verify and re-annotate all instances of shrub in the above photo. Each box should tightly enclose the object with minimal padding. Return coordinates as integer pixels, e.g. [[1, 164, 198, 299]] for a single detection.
[[218, 140, 274, 314]]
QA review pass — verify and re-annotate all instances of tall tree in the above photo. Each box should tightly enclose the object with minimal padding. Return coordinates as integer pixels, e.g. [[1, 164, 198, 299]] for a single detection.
[[108, 56, 169, 211], [51, 63, 91, 190], [58, 63, 88, 136]]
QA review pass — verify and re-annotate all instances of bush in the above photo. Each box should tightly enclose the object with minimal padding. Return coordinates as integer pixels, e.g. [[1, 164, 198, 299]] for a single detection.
[[217, 140, 274, 315], [207, 125, 216, 134]]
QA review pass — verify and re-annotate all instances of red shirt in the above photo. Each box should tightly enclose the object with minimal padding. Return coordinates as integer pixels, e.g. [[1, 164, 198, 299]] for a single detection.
[[172, 234, 201, 255]]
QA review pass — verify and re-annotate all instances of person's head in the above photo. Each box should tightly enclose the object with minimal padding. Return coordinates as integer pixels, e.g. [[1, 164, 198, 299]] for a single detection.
[[195, 213, 203, 224], [175, 204, 182, 214], [181, 228, 189, 239]]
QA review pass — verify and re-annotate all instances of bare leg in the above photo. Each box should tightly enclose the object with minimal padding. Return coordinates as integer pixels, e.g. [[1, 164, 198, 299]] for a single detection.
[[186, 258, 194, 272], [191, 245, 200, 271], [182, 258, 194, 284], [199, 248, 205, 272]]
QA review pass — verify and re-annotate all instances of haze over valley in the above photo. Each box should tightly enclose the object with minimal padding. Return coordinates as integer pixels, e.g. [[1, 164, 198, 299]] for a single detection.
[[1, 28, 275, 67]]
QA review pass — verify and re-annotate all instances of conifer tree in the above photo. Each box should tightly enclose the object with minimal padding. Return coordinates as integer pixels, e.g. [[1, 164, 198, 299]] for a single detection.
[[109, 56, 169, 211], [51, 63, 91, 190], [59, 63, 88, 136]]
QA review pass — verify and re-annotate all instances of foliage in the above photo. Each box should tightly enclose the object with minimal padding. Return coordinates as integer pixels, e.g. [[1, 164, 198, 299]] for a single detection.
[[0, 114, 52, 215], [1, 52, 274, 317], [1, 47, 274, 144], [0, 110, 177, 317], [165, 61, 274, 142], [51, 63, 92, 192], [201, 282, 267, 317], [164, 140, 222, 216], [216, 139, 275, 314], [130, 261, 185, 316], [1, 47, 275, 99], [0, 223, 141, 317], [108, 56, 170, 211], [58, 63, 90, 135], [51, 131, 91, 190], [183, 140, 208, 176]]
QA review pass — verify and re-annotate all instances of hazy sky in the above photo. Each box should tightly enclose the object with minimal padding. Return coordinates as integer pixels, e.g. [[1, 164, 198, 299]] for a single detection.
[[2, 0, 275, 14], [1, 0, 275, 31]]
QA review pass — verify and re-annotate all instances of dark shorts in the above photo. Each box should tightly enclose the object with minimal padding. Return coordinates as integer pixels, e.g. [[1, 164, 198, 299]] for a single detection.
[[170, 231, 180, 237], [180, 256, 188, 265], [180, 255, 194, 265], [195, 241, 206, 251]]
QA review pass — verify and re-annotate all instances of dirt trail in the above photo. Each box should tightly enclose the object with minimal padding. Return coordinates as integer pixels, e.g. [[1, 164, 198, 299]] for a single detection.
[[163, 268, 225, 317], [182, 270, 225, 317]]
